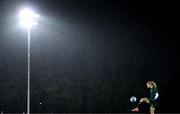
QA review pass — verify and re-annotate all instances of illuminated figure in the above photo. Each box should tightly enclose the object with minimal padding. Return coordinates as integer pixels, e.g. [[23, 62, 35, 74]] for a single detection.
[[132, 81, 159, 114]]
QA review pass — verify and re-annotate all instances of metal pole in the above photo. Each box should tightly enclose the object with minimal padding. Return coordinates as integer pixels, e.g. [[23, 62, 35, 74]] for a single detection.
[[27, 27, 31, 114]]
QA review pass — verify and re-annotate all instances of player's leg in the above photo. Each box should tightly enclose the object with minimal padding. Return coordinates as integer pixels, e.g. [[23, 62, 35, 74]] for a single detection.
[[140, 97, 149, 103], [149, 100, 157, 114], [150, 107, 155, 114], [131, 97, 149, 112]]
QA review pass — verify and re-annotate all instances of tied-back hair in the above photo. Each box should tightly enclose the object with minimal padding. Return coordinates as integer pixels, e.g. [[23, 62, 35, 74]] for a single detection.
[[148, 81, 157, 88]]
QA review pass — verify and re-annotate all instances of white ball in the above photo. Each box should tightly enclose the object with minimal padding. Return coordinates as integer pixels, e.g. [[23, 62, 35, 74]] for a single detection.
[[130, 96, 137, 102]]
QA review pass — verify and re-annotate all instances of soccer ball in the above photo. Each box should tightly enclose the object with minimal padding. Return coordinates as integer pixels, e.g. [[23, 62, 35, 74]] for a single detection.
[[130, 96, 137, 103]]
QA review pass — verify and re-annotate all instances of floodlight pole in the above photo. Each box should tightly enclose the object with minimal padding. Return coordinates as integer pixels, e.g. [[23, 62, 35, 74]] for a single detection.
[[27, 26, 31, 114], [19, 8, 39, 114]]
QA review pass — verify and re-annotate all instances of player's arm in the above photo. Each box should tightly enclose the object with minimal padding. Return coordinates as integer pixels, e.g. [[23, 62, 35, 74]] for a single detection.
[[154, 92, 159, 100]]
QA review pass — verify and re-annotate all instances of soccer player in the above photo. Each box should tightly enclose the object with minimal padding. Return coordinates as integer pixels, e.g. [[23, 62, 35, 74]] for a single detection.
[[132, 81, 159, 114]]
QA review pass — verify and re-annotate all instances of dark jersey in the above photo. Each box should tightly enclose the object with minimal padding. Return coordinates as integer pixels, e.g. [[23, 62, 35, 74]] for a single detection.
[[149, 87, 158, 108], [150, 87, 158, 101]]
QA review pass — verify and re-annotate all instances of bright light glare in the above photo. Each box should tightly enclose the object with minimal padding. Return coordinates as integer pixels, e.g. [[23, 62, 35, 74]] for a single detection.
[[19, 8, 39, 28]]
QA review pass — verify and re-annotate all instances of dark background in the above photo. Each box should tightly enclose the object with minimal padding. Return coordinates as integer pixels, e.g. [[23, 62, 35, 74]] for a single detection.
[[0, 0, 179, 113]]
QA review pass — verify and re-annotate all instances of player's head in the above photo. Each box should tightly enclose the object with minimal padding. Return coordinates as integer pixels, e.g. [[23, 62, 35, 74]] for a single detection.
[[146, 81, 157, 88]]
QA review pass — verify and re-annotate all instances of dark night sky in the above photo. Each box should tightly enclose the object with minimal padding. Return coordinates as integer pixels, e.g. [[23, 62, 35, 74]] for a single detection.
[[0, 0, 179, 113]]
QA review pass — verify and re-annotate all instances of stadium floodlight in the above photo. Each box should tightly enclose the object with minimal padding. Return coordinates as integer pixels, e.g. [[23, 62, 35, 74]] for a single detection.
[[19, 8, 39, 114], [19, 8, 39, 28]]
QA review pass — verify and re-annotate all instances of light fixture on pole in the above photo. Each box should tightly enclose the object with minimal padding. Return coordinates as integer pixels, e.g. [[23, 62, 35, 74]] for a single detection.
[[19, 8, 39, 114]]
